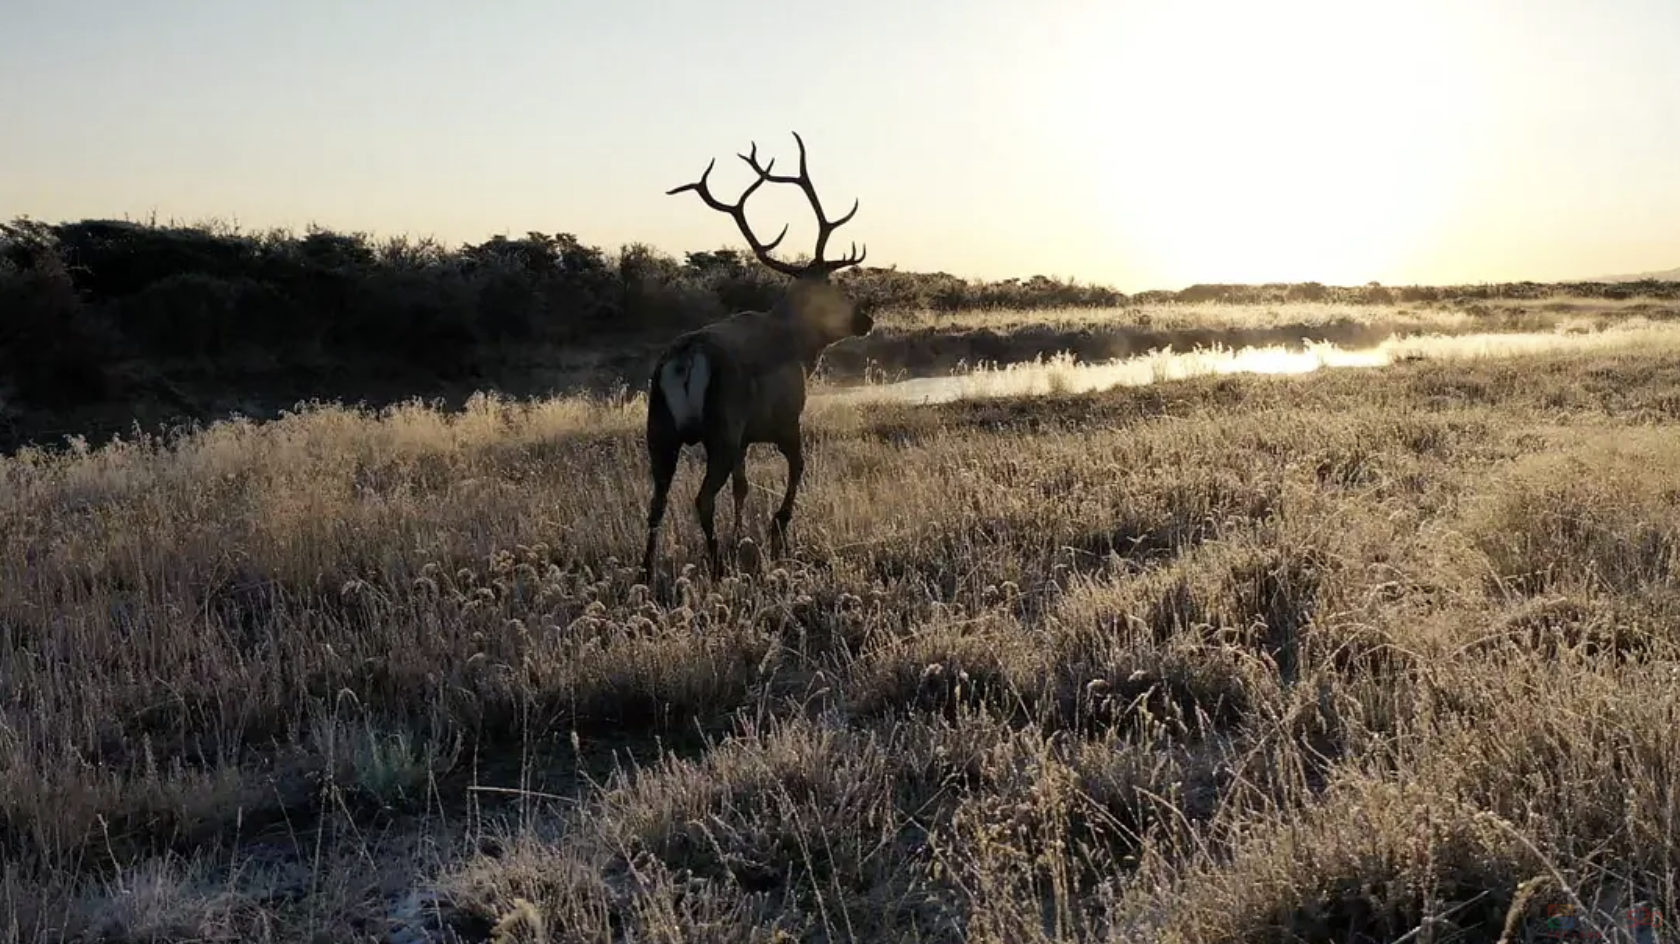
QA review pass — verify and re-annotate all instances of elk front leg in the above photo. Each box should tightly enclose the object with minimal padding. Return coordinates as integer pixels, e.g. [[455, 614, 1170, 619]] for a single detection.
[[731, 456, 750, 543], [770, 435, 804, 558]]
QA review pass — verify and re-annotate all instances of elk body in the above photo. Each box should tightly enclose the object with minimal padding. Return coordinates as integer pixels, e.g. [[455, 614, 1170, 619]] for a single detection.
[[642, 132, 872, 578]]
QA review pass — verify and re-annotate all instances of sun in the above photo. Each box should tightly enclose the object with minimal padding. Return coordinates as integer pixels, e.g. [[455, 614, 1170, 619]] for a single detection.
[[1066, 0, 1485, 287]]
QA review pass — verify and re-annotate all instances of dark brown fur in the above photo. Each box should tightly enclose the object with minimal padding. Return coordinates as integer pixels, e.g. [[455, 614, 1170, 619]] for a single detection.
[[642, 281, 873, 576]]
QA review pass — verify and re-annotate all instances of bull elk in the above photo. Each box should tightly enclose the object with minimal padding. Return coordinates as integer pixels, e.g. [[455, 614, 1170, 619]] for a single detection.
[[641, 131, 872, 578]]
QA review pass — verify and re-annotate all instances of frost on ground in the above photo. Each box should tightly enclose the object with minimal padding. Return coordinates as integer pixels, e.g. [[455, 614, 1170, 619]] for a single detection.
[[6, 307, 1680, 943]]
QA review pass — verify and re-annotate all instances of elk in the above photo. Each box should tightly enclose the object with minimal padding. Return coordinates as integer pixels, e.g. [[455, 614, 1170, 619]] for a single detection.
[[641, 131, 871, 578]]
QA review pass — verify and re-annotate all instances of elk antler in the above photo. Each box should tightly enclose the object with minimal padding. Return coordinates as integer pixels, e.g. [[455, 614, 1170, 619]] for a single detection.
[[748, 131, 867, 278], [666, 146, 793, 274], [667, 132, 867, 280]]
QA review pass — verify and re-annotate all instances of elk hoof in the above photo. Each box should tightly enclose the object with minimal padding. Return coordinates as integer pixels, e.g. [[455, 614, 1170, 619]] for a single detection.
[[736, 536, 763, 574]]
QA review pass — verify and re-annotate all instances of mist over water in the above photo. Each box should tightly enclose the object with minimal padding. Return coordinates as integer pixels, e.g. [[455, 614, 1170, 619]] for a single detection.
[[815, 322, 1680, 407]]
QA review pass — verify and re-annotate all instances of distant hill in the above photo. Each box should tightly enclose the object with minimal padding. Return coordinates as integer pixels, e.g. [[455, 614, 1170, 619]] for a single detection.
[[1589, 266, 1680, 283]]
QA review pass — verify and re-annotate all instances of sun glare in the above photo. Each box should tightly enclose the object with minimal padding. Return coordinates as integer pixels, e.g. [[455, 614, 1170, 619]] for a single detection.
[[1077, 0, 1483, 287]]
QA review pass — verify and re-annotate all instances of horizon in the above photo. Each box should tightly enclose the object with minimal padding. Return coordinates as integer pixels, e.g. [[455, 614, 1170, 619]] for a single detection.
[[4, 0, 1678, 293], [13, 209, 1677, 295]]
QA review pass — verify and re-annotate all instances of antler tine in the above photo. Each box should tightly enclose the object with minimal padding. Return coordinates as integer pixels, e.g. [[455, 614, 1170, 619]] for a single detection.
[[831, 196, 861, 229], [789, 130, 811, 178], [760, 222, 791, 253], [737, 141, 776, 179], [836, 240, 867, 267], [664, 157, 718, 198]]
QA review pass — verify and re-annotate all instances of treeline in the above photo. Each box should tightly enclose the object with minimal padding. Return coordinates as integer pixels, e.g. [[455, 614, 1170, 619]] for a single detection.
[[7, 217, 1680, 395], [0, 216, 1126, 410], [2, 215, 1678, 450]]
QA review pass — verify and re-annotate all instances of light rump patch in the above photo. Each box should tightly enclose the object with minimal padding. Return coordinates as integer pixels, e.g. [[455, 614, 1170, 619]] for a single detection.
[[657, 350, 710, 435]]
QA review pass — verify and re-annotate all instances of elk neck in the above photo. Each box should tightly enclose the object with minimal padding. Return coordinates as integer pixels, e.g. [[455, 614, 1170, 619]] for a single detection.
[[787, 319, 846, 374]]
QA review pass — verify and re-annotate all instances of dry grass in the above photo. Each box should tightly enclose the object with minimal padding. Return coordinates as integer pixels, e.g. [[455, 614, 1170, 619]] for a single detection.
[[5, 326, 1680, 942]]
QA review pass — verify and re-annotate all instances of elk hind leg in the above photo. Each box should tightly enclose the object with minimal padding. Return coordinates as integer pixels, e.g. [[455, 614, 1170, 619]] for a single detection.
[[694, 442, 739, 576], [642, 425, 682, 580]]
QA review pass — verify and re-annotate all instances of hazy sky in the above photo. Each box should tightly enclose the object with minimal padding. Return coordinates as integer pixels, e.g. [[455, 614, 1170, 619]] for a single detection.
[[3, 0, 1677, 290]]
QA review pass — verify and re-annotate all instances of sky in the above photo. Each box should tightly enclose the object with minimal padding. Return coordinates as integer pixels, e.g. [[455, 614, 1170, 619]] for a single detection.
[[2, 0, 1677, 292]]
